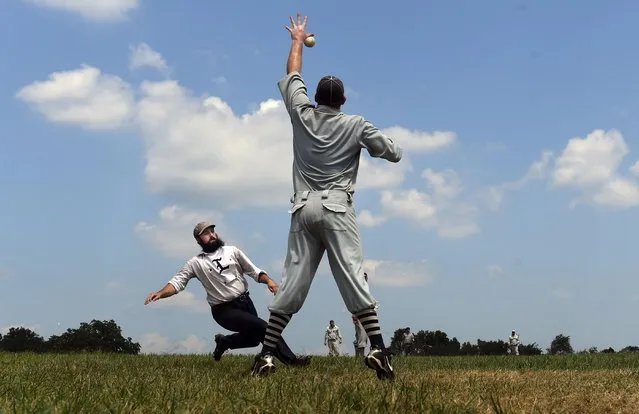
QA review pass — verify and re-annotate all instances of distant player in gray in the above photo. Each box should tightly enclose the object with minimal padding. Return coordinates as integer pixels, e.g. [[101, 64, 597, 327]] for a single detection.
[[324, 320, 343, 356], [251, 13, 402, 380]]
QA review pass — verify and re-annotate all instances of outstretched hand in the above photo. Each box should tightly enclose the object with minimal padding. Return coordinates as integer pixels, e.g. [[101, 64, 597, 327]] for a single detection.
[[285, 13, 314, 43], [144, 292, 161, 305]]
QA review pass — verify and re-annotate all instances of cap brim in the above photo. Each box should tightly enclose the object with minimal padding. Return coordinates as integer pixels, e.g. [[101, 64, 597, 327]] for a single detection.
[[197, 224, 215, 236]]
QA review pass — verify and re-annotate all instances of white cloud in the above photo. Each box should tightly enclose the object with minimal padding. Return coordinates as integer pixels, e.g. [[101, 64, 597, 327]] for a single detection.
[[15, 65, 134, 130], [487, 265, 504, 278], [357, 210, 387, 227], [177, 335, 208, 353], [129, 43, 170, 76], [23, 0, 139, 22], [551, 289, 572, 299], [106, 281, 122, 290], [552, 129, 639, 208], [252, 232, 266, 243], [483, 150, 554, 211], [381, 127, 457, 153], [363, 259, 433, 287], [151, 291, 209, 314], [213, 76, 228, 86], [135, 205, 228, 259], [134, 83, 423, 209], [380, 168, 480, 238], [18, 56, 454, 211], [630, 161, 639, 176], [140, 332, 209, 354], [1, 324, 41, 335], [356, 156, 411, 191]]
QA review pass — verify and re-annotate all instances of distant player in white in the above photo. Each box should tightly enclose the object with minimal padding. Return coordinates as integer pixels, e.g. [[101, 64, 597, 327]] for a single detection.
[[402, 328, 415, 356], [508, 330, 520, 356], [251, 13, 401, 381], [324, 320, 343, 356], [144, 221, 309, 367]]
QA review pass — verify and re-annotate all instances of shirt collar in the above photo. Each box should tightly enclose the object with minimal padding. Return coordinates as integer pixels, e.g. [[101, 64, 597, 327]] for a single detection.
[[315, 105, 342, 114]]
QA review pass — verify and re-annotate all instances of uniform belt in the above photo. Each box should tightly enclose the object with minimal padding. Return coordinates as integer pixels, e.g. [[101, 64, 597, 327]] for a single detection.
[[290, 189, 353, 203], [233, 291, 250, 303]]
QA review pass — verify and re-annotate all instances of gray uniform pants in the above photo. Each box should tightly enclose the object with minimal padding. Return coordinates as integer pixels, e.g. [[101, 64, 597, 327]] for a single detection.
[[269, 190, 375, 315], [327, 340, 340, 356]]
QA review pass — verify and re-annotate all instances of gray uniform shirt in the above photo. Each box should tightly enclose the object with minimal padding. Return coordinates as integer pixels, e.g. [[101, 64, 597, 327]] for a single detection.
[[278, 72, 403, 194]]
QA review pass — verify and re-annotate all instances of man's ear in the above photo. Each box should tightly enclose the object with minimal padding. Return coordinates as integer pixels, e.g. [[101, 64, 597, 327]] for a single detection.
[[342, 96, 347, 105]]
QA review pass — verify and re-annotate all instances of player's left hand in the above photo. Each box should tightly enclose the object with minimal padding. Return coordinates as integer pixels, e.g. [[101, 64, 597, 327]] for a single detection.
[[267, 280, 279, 294]]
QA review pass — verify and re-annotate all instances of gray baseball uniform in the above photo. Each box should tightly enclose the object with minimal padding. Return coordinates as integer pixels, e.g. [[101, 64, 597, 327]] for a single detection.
[[268, 71, 403, 315]]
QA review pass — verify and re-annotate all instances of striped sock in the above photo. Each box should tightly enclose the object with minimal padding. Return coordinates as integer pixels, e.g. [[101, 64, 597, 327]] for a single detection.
[[355, 308, 386, 349], [263, 312, 291, 354]]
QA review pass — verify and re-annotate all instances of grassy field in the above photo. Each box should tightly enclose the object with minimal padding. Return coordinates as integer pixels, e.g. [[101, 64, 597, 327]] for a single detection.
[[2, 352, 639, 413]]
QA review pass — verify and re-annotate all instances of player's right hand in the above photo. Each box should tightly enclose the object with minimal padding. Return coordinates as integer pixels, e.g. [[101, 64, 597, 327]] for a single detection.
[[285, 13, 314, 43], [144, 292, 161, 305]]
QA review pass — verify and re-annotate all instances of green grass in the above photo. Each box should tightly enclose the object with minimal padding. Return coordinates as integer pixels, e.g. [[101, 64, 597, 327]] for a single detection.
[[2, 353, 639, 413]]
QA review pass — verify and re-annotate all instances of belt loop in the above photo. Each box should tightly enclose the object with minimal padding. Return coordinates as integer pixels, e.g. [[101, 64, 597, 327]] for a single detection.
[[321, 189, 329, 199], [301, 190, 309, 201]]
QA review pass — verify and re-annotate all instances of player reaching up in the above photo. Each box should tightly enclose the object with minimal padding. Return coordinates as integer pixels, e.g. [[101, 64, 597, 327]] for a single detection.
[[250, 13, 402, 380]]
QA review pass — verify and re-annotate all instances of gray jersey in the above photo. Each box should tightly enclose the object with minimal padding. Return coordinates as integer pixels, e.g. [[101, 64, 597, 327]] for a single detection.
[[278, 72, 403, 194]]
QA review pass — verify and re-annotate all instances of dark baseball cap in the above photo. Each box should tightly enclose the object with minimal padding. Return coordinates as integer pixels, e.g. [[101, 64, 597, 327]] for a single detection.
[[193, 221, 215, 238], [314, 75, 345, 106]]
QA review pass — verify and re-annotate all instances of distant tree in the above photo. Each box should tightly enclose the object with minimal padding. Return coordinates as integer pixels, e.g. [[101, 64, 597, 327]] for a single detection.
[[46, 319, 140, 354], [601, 347, 615, 354], [620, 346, 639, 353], [0, 327, 45, 352], [459, 341, 479, 355], [477, 339, 509, 355], [519, 342, 543, 355], [390, 328, 410, 355], [408, 330, 459, 356], [548, 334, 574, 355]]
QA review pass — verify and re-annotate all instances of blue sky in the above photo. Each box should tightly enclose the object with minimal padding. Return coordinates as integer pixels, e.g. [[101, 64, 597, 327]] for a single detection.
[[2, 0, 639, 355]]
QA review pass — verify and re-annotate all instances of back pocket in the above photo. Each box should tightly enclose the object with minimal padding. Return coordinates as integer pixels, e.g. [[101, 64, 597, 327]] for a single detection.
[[289, 202, 306, 232], [322, 203, 349, 231]]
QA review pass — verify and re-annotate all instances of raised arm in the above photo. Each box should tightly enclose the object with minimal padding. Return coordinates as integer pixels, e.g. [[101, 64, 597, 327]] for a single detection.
[[284, 13, 314, 75], [278, 14, 315, 115], [359, 120, 403, 163]]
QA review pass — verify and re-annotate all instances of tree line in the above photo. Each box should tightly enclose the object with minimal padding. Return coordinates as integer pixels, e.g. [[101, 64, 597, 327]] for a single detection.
[[389, 328, 639, 356], [3, 321, 639, 356], [0, 319, 140, 354]]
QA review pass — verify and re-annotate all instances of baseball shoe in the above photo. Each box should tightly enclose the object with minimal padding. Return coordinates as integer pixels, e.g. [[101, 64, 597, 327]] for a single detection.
[[289, 355, 312, 367], [251, 353, 276, 377], [364, 347, 395, 380], [213, 334, 230, 361]]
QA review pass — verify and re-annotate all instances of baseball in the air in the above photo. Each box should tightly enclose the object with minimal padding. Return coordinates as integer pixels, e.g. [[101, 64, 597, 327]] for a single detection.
[[304, 36, 315, 47]]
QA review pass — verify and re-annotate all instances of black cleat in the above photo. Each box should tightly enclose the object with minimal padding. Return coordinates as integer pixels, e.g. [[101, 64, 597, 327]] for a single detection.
[[364, 347, 395, 380], [251, 353, 276, 377], [213, 334, 229, 361]]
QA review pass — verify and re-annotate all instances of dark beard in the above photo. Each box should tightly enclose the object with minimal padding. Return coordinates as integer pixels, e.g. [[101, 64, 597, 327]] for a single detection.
[[199, 238, 225, 253]]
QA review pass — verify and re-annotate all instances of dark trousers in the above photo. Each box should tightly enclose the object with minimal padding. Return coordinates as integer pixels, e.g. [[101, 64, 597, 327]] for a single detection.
[[210, 292, 297, 364]]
